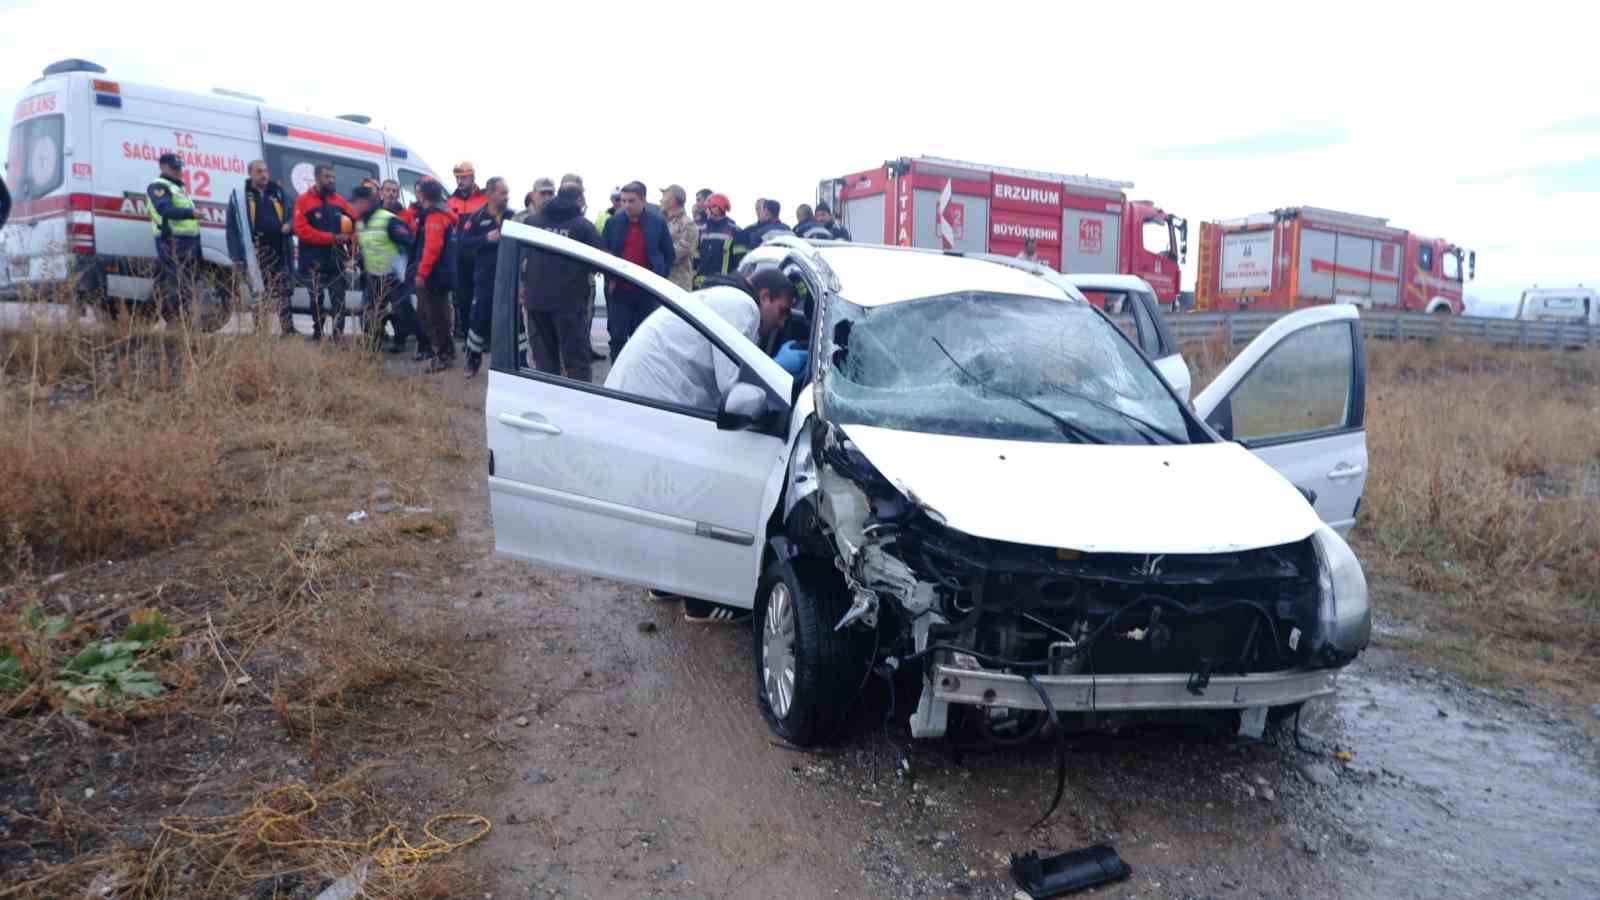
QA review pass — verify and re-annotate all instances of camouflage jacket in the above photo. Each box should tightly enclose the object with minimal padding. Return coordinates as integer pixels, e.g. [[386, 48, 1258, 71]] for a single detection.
[[664, 208, 699, 291]]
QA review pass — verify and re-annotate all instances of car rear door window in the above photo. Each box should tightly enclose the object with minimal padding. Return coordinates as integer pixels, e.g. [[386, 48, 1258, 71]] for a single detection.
[[1211, 320, 1356, 443]]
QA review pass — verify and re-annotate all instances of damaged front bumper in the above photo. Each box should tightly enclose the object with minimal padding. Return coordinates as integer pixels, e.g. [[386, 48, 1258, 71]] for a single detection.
[[931, 663, 1338, 712]]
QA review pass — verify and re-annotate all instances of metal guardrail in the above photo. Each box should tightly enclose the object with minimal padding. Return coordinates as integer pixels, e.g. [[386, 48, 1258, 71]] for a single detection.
[[1165, 310, 1600, 351]]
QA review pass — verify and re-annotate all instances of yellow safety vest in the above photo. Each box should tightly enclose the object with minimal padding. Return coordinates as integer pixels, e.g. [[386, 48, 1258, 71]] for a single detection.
[[148, 176, 200, 238], [359, 208, 400, 276]]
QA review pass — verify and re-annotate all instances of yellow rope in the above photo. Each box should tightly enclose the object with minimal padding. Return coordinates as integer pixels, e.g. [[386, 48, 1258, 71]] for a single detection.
[[159, 783, 490, 881]]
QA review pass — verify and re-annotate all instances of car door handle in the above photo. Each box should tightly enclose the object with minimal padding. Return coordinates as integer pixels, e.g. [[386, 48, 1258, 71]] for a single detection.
[[1327, 463, 1365, 480], [498, 413, 562, 436]]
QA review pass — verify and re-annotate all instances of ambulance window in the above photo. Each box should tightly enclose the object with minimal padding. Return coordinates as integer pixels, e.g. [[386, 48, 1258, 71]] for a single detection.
[[1416, 246, 1434, 272], [263, 147, 378, 205], [1441, 252, 1460, 280], [398, 169, 428, 206], [5, 114, 66, 201]]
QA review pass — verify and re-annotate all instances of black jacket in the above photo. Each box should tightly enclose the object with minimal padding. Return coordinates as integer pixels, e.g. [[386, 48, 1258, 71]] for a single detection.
[[794, 216, 832, 240], [732, 219, 791, 269], [459, 204, 509, 296], [524, 194, 603, 314], [226, 181, 290, 263]]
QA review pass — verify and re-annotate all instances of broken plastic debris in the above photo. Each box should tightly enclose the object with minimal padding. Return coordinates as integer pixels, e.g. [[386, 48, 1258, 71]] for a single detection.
[[314, 860, 370, 900], [1334, 749, 1355, 764], [1010, 845, 1132, 897], [346, 511, 368, 524]]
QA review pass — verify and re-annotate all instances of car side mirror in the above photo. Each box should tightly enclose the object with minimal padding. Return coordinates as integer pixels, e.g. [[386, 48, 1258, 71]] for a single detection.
[[717, 382, 767, 431]]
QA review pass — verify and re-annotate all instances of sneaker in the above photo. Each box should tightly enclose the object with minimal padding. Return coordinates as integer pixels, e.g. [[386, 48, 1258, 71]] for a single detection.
[[414, 348, 434, 363], [463, 351, 481, 379], [426, 356, 454, 374], [683, 598, 751, 625], [306, 333, 322, 343]]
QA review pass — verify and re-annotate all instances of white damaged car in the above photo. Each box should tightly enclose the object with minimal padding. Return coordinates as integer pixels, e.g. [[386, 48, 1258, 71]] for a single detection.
[[485, 229, 1371, 747]]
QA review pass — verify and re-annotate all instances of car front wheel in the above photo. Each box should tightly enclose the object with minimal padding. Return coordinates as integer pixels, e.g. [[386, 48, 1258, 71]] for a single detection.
[[754, 557, 868, 747]]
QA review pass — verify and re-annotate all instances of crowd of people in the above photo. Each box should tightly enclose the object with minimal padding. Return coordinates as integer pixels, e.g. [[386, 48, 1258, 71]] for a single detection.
[[196, 154, 851, 378]]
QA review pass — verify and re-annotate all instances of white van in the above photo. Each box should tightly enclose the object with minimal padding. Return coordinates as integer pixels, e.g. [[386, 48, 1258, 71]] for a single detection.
[[1515, 287, 1598, 326], [2, 58, 440, 317]]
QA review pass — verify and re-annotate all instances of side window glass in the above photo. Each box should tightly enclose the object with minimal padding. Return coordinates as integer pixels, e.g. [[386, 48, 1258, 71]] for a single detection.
[[1209, 321, 1354, 443], [398, 168, 428, 207], [1416, 245, 1434, 272], [1441, 252, 1460, 280], [509, 243, 745, 417], [1093, 291, 1147, 354], [1141, 218, 1171, 256], [262, 147, 379, 207], [1129, 294, 1161, 356]]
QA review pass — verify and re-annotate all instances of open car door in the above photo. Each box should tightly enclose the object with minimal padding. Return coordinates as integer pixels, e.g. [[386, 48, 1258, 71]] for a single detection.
[[1193, 305, 1367, 535], [484, 224, 793, 608]]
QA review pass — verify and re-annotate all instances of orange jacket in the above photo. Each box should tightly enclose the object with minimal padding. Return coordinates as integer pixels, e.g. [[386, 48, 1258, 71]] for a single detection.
[[448, 187, 486, 221], [415, 206, 460, 284]]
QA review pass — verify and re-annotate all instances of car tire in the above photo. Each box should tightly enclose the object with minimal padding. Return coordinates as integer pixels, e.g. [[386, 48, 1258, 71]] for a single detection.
[[754, 557, 870, 747]]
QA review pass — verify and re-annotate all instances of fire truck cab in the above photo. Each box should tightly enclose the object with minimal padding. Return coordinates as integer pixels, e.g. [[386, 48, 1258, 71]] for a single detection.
[[816, 156, 1187, 304], [1194, 206, 1474, 315]]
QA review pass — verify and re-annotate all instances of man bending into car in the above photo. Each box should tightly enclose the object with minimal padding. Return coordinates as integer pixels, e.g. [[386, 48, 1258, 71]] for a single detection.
[[605, 267, 808, 623]]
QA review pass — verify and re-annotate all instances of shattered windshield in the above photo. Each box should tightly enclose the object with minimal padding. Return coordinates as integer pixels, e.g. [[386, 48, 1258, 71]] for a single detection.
[[820, 292, 1193, 444]]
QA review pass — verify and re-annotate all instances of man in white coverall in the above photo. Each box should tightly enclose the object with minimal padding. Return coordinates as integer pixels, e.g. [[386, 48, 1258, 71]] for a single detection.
[[605, 266, 807, 623]]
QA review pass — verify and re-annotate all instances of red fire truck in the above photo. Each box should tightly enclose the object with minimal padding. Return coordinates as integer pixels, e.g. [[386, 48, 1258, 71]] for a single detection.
[[1193, 207, 1475, 314], [816, 156, 1187, 303]]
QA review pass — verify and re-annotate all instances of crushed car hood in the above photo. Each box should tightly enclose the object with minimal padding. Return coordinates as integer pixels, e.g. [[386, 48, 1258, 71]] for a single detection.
[[840, 424, 1323, 554]]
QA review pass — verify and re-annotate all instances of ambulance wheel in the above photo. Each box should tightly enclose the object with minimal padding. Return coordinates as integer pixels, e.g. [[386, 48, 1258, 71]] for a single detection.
[[195, 267, 234, 333]]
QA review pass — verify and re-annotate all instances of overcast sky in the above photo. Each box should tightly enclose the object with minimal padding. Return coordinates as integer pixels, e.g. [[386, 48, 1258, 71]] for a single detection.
[[4, 0, 1595, 310]]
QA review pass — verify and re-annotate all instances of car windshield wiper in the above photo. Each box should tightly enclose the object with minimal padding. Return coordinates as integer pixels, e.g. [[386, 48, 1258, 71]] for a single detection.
[[1037, 384, 1187, 445], [931, 338, 1104, 445]]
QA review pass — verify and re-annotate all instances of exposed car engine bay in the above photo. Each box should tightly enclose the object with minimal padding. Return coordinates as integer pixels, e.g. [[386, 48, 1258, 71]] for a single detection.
[[783, 422, 1365, 745]]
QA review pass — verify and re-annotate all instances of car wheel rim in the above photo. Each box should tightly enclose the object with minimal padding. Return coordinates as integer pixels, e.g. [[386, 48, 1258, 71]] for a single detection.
[[763, 582, 797, 720]]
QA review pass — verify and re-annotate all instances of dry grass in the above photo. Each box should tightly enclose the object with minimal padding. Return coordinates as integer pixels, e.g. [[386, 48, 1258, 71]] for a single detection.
[[1356, 340, 1600, 697], [0, 288, 484, 897], [1184, 333, 1600, 701], [0, 290, 457, 577]]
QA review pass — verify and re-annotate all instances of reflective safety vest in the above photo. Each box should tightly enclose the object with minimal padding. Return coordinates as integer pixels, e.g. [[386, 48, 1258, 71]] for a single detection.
[[359, 208, 401, 276], [148, 177, 200, 238]]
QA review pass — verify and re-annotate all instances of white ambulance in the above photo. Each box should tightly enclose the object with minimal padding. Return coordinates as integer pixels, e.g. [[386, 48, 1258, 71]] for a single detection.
[[2, 58, 441, 319]]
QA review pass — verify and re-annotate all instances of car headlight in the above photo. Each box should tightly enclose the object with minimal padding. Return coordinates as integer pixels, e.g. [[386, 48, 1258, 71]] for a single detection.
[[1311, 525, 1371, 663]]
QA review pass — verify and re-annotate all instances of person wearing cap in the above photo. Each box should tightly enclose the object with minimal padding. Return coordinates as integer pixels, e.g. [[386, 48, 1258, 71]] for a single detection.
[[560, 173, 584, 189], [460, 176, 511, 377], [411, 179, 460, 372], [292, 162, 359, 342], [660, 184, 698, 292], [146, 152, 204, 320], [448, 162, 487, 343], [794, 203, 833, 240], [601, 181, 675, 360], [595, 187, 622, 235], [515, 177, 556, 224], [694, 193, 738, 287], [815, 203, 851, 241]]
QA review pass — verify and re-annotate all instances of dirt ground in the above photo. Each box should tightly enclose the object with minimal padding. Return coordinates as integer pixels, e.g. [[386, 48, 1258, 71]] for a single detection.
[[421, 371, 1600, 900], [6, 336, 1598, 899]]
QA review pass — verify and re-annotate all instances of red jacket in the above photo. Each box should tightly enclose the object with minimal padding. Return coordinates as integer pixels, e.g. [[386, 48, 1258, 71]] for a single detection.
[[292, 188, 356, 271], [448, 187, 486, 221], [416, 206, 459, 284]]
